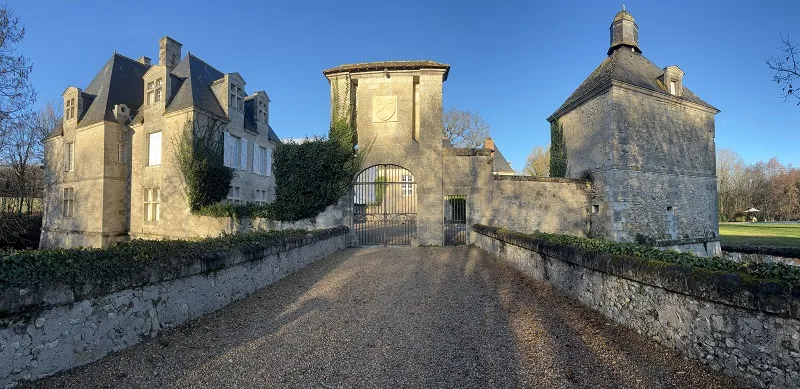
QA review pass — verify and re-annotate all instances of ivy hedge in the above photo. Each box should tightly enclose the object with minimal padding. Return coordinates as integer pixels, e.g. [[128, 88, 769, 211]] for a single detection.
[[0, 229, 312, 290], [474, 225, 800, 288]]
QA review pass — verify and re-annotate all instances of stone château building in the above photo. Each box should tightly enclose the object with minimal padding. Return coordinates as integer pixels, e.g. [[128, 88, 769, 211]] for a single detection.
[[41, 37, 280, 248]]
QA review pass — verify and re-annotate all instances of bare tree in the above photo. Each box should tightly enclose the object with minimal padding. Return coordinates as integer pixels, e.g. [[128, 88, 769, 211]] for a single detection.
[[522, 145, 550, 177], [767, 35, 800, 105], [0, 5, 36, 150], [442, 108, 491, 148]]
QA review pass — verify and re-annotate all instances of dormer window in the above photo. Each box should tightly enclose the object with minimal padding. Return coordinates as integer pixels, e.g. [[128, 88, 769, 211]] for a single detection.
[[230, 84, 243, 111], [65, 98, 76, 120], [669, 80, 677, 95], [661, 66, 684, 97], [258, 99, 268, 124], [147, 78, 163, 105]]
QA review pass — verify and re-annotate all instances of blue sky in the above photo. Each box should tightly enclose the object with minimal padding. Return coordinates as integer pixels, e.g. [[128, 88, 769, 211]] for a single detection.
[[13, 0, 800, 170]]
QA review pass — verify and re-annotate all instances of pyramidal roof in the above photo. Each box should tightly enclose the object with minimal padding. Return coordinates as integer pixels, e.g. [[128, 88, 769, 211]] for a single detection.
[[167, 54, 226, 117], [550, 10, 718, 120], [81, 54, 150, 126]]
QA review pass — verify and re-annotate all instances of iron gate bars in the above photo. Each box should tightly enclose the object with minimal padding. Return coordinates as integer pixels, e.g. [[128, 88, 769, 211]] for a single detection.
[[353, 165, 417, 245]]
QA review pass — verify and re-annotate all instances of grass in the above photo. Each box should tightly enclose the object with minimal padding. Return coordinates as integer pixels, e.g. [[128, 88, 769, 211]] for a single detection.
[[719, 222, 800, 249]]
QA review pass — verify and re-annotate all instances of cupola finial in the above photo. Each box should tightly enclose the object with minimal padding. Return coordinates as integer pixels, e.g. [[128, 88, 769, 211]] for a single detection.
[[608, 8, 641, 55]]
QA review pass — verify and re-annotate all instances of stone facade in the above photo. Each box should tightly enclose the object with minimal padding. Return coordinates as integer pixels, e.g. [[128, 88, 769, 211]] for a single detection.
[[0, 228, 349, 388], [41, 37, 280, 248], [475, 225, 800, 389], [550, 9, 721, 256]]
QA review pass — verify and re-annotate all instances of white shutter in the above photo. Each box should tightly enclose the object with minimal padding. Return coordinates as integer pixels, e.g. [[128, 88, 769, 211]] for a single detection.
[[266, 148, 272, 177], [254, 145, 262, 175], [240, 138, 248, 171], [223, 132, 231, 167], [148, 132, 162, 166]]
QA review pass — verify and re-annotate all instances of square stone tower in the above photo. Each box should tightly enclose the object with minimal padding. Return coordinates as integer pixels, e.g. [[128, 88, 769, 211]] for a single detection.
[[548, 8, 721, 256], [323, 61, 450, 245]]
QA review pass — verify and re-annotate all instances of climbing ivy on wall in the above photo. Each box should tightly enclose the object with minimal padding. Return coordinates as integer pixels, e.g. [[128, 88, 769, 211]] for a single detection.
[[549, 119, 568, 177], [176, 118, 235, 211], [270, 78, 365, 221]]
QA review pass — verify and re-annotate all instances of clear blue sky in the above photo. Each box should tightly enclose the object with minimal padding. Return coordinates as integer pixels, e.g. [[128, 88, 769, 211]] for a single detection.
[[13, 0, 800, 170]]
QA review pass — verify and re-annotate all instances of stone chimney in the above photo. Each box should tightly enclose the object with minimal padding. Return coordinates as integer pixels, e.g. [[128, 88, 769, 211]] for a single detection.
[[158, 36, 182, 72], [137, 56, 151, 66], [483, 138, 495, 155]]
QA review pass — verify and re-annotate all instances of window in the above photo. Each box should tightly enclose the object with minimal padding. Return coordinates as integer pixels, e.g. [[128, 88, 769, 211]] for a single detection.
[[224, 132, 241, 168], [258, 100, 268, 124], [144, 188, 161, 221], [669, 80, 677, 95], [62, 187, 75, 217], [64, 142, 74, 172], [227, 186, 241, 203], [255, 145, 270, 176], [65, 98, 76, 120], [240, 138, 248, 171], [592, 204, 599, 214], [230, 84, 243, 111], [266, 148, 272, 177], [256, 189, 267, 205], [148, 131, 162, 166], [401, 175, 413, 196], [147, 78, 163, 105], [117, 131, 126, 163]]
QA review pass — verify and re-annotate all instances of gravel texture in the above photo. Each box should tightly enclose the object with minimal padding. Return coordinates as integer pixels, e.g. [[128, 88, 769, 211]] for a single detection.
[[26, 246, 744, 388]]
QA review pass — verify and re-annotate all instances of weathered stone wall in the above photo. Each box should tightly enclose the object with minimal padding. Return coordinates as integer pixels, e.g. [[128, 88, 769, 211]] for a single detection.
[[485, 176, 590, 237], [474, 225, 800, 389], [556, 84, 719, 255], [0, 227, 349, 388], [723, 251, 800, 267]]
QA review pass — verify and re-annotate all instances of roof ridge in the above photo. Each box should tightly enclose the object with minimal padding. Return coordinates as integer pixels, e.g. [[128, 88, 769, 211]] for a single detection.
[[181, 53, 224, 78], [112, 52, 151, 68]]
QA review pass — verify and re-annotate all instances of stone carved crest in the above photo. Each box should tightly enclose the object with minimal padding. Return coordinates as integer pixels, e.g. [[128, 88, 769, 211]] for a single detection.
[[373, 96, 398, 123]]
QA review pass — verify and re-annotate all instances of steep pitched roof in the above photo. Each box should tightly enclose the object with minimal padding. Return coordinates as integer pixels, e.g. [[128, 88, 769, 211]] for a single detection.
[[492, 146, 516, 175], [551, 48, 717, 119], [166, 54, 225, 117], [79, 54, 150, 127]]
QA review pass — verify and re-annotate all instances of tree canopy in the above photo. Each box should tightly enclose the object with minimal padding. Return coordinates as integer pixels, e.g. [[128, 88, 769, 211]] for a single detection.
[[442, 108, 490, 148]]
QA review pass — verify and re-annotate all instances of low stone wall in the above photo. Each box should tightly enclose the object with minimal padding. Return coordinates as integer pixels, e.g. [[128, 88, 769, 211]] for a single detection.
[[0, 227, 349, 388], [723, 251, 800, 267], [473, 225, 800, 389]]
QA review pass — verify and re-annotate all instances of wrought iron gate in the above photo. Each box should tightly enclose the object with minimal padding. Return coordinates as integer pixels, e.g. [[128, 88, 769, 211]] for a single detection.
[[444, 195, 467, 245], [353, 165, 416, 245]]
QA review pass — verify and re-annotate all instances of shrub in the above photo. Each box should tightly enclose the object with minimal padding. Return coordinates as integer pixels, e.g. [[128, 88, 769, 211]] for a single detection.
[[475, 225, 800, 288], [0, 228, 313, 289], [176, 118, 235, 211]]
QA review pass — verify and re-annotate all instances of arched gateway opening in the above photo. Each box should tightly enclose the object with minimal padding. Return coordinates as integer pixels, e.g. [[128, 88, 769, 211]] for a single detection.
[[353, 164, 417, 245]]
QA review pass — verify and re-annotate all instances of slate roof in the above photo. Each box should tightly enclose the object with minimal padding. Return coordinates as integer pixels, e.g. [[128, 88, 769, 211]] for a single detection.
[[492, 146, 516, 175], [551, 48, 718, 119], [80, 54, 151, 127], [167, 54, 225, 117], [323, 61, 451, 81]]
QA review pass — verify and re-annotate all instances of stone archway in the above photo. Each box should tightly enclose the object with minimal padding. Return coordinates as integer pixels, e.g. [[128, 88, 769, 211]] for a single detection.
[[352, 164, 416, 245]]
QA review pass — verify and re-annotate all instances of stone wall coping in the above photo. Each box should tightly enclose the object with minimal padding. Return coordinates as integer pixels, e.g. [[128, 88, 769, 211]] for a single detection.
[[655, 236, 721, 246], [442, 148, 492, 157], [0, 227, 349, 319], [723, 244, 800, 260], [473, 224, 800, 319], [493, 175, 590, 184]]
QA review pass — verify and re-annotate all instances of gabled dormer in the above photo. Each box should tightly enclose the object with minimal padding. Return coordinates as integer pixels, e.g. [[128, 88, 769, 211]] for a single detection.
[[211, 72, 247, 117], [143, 65, 169, 112], [660, 65, 685, 97], [252, 91, 270, 132], [62, 86, 84, 129]]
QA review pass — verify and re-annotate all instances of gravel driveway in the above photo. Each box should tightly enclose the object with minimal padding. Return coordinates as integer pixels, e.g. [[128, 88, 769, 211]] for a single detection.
[[28, 246, 743, 388]]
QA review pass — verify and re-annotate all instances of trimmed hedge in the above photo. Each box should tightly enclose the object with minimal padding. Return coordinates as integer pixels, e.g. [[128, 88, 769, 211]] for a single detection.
[[195, 202, 274, 219], [473, 224, 800, 288], [0, 228, 346, 290]]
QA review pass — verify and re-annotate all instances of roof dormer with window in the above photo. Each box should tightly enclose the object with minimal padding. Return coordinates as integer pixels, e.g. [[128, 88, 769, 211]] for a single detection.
[[62, 86, 84, 129], [142, 66, 169, 114], [661, 65, 685, 97]]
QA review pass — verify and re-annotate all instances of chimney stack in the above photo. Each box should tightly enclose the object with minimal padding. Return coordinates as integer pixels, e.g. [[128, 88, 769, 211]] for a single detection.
[[137, 56, 151, 66], [158, 36, 182, 72], [483, 138, 495, 153]]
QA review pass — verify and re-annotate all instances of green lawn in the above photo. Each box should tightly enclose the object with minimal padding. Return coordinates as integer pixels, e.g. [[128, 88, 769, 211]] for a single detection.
[[719, 222, 800, 249]]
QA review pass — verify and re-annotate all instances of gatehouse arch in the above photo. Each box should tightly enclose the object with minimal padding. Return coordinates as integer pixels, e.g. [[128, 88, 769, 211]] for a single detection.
[[353, 164, 416, 245]]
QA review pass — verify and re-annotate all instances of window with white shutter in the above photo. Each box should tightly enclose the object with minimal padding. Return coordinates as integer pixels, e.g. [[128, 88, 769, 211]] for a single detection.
[[148, 132, 162, 166], [254, 145, 262, 175], [266, 148, 272, 177], [240, 139, 248, 171], [64, 142, 74, 172], [223, 132, 231, 167]]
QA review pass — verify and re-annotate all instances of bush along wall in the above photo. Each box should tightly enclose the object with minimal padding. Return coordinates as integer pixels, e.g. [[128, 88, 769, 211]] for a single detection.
[[473, 224, 800, 389], [0, 226, 349, 388]]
